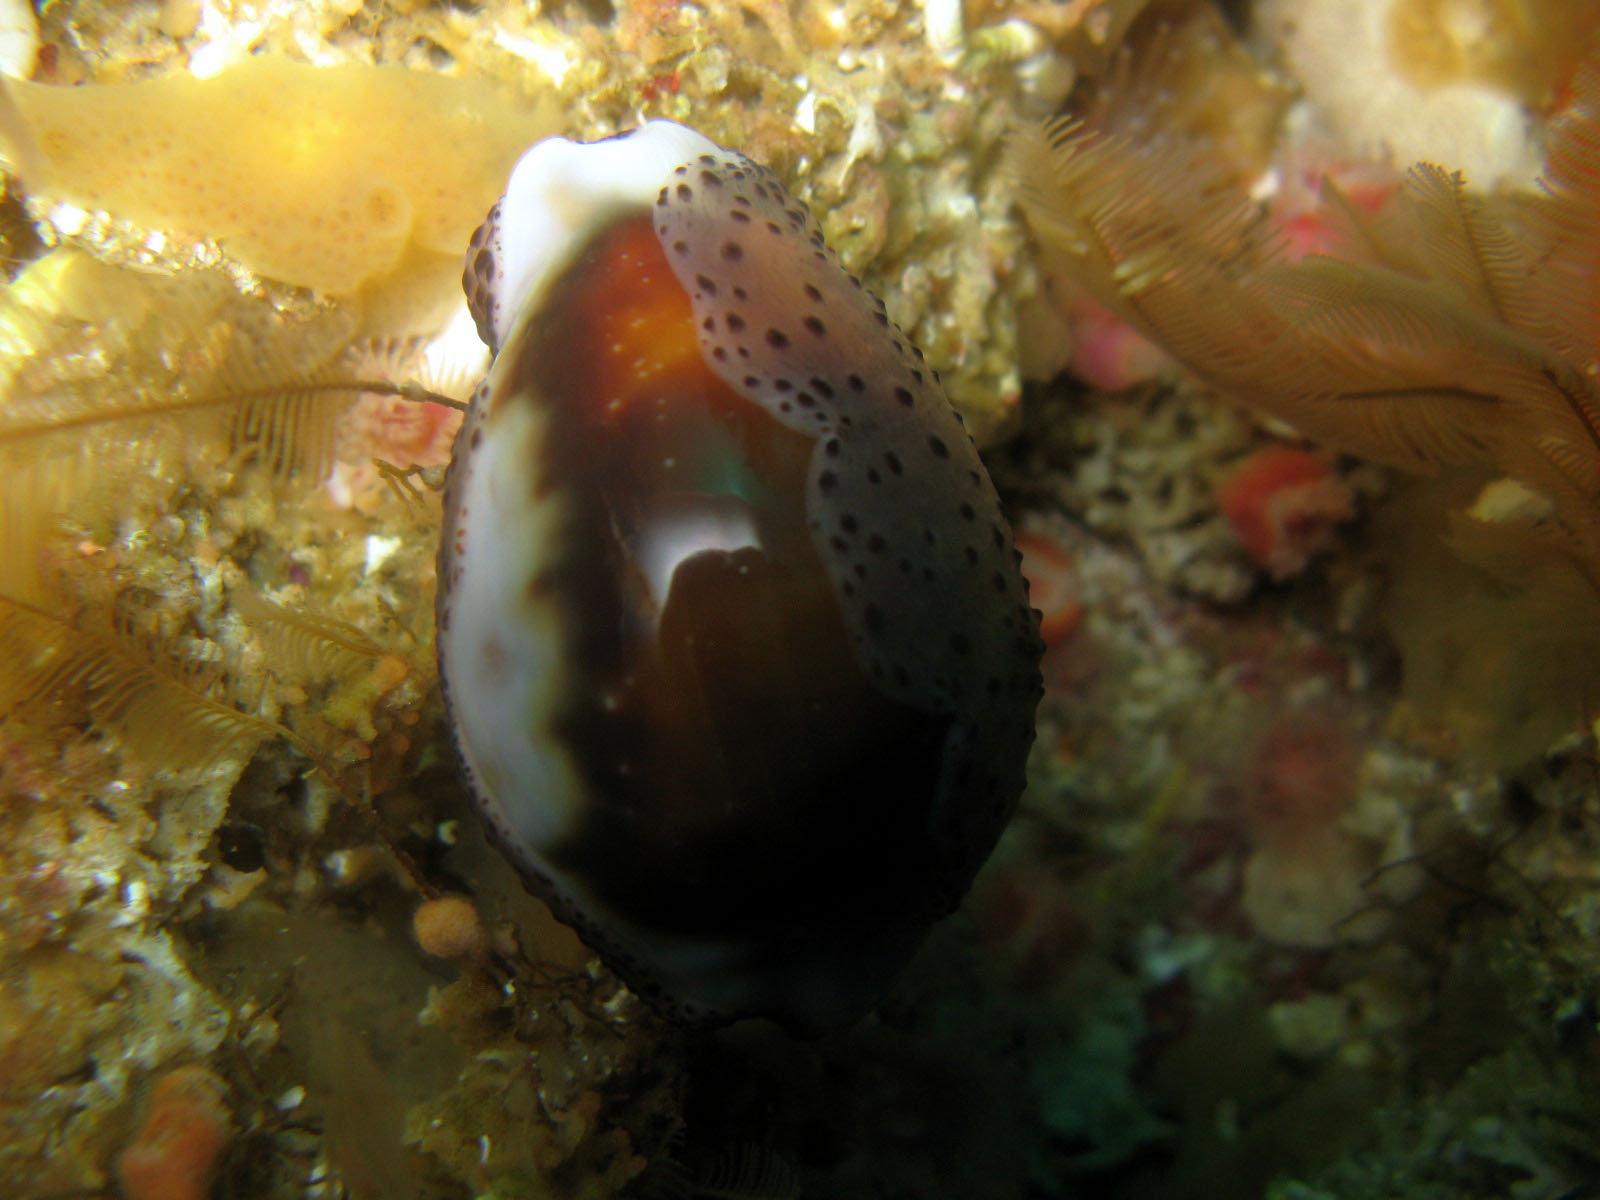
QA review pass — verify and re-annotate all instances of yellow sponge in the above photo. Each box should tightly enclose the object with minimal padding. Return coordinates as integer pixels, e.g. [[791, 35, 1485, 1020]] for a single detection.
[[3, 56, 558, 295]]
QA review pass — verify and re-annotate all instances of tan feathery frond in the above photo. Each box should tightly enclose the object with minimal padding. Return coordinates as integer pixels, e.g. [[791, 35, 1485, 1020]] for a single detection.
[[0, 592, 286, 774], [1010, 117, 1285, 383], [0, 259, 366, 481], [0, 258, 466, 616], [1403, 164, 1554, 342], [1011, 63, 1600, 593], [690, 1145, 802, 1200], [232, 590, 387, 683], [1011, 122, 1514, 472]]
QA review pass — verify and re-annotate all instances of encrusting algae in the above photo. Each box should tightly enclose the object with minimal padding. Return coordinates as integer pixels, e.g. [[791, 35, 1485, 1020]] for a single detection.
[[0, 1, 1599, 1198]]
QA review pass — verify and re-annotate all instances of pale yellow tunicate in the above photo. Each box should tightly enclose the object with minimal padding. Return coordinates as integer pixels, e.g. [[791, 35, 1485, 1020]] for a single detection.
[[2, 56, 559, 296]]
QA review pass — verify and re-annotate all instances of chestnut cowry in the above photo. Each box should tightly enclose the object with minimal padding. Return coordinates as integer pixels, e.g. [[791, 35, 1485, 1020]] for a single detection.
[[437, 121, 1043, 1031]]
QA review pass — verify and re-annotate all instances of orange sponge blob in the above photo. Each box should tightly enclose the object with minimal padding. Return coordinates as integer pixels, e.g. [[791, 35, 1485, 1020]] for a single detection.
[[413, 895, 489, 962], [4, 56, 557, 295], [116, 1066, 232, 1200]]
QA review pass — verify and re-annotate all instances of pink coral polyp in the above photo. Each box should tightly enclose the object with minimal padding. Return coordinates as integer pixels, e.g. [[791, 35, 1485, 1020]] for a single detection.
[[1217, 446, 1354, 579]]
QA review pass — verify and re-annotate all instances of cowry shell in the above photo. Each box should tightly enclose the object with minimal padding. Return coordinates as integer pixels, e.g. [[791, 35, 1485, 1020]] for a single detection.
[[438, 121, 1042, 1030]]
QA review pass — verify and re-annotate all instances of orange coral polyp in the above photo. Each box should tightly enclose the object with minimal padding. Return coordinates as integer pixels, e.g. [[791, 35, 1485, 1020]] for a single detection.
[[1217, 446, 1354, 580], [1014, 530, 1083, 646]]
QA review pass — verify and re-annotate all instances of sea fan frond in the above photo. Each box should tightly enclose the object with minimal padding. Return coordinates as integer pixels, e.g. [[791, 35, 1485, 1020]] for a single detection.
[[0, 257, 371, 484], [0, 256, 468, 608], [1403, 164, 1552, 340], [1011, 65, 1600, 592], [0, 593, 286, 773], [1512, 58, 1600, 360], [232, 590, 386, 683], [1535, 57, 1600, 252], [1011, 117, 1284, 381], [690, 1145, 802, 1200]]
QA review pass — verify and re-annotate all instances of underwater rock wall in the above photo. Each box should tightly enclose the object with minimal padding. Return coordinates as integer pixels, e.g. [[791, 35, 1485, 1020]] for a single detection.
[[0, 1, 1597, 1198]]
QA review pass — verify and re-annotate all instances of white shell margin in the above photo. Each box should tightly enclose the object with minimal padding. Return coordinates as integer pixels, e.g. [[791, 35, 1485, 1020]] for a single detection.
[[490, 120, 722, 351]]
